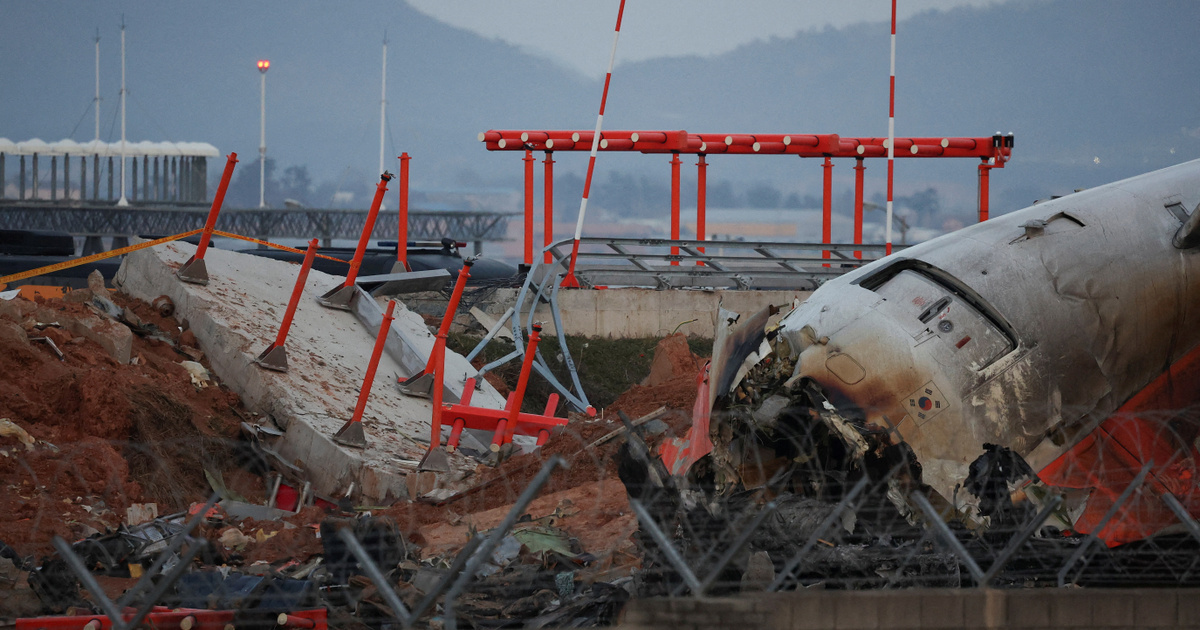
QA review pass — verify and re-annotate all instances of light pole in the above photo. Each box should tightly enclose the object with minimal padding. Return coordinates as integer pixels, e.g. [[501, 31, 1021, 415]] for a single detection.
[[257, 59, 270, 208], [116, 17, 129, 207]]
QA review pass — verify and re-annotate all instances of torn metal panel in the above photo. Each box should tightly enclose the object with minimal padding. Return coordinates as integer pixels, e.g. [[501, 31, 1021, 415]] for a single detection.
[[770, 159, 1200, 542], [677, 159, 1200, 545]]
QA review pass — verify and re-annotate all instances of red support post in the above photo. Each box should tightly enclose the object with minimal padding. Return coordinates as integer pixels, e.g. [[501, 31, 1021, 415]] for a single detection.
[[254, 238, 319, 371], [670, 152, 681, 265], [344, 172, 392, 289], [978, 160, 991, 222], [429, 325, 447, 454], [822, 156, 833, 265], [854, 158, 865, 259], [494, 323, 543, 450], [333, 299, 396, 448], [397, 152, 410, 270], [696, 154, 707, 266], [177, 152, 238, 284], [523, 149, 534, 267], [543, 151, 554, 264], [398, 261, 473, 395], [274, 238, 318, 348]]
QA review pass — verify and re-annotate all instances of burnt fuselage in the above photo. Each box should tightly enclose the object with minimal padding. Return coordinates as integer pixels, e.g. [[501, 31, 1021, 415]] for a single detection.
[[777, 159, 1200, 515]]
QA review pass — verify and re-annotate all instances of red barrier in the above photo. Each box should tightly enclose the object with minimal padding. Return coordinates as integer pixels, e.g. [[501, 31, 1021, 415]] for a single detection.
[[254, 238, 319, 371], [333, 299, 396, 448], [438, 327, 568, 453], [397, 152, 410, 270], [177, 152, 238, 285], [15, 608, 296, 630]]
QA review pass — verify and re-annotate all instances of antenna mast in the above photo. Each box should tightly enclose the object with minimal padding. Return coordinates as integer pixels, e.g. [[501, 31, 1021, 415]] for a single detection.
[[94, 29, 101, 142], [117, 16, 129, 206], [379, 31, 387, 175]]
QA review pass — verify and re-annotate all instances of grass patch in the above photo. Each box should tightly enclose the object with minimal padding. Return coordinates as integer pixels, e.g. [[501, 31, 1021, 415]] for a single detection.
[[447, 333, 712, 412]]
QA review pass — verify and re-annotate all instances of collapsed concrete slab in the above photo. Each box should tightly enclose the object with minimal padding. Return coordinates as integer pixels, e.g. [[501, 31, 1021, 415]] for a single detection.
[[115, 240, 506, 504]]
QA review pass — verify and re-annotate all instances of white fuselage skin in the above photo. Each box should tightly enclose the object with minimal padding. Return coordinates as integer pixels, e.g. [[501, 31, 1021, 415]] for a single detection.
[[777, 159, 1200, 508]]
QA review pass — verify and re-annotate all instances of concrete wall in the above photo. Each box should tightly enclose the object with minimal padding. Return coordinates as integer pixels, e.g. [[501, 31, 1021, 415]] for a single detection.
[[471, 288, 811, 339], [619, 589, 1199, 630]]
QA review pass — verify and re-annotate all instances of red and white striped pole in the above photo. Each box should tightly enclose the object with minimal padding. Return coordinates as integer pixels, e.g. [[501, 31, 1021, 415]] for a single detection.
[[885, 0, 897, 256], [561, 0, 627, 289]]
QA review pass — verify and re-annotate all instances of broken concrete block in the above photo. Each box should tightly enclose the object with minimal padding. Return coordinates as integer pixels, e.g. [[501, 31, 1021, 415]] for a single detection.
[[87, 269, 107, 294], [741, 550, 775, 591], [125, 502, 159, 526], [62, 312, 132, 364]]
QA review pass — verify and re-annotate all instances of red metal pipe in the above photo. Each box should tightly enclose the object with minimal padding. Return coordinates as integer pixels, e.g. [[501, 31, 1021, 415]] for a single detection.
[[343, 172, 392, 288], [448, 417, 465, 450], [430, 329, 447, 452], [437, 260, 472, 339], [273, 238, 319, 348], [978, 161, 991, 222], [397, 152, 410, 269], [753, 141, 787, 153], [544, 151, 554, 264], [192, 152, 237, 262], [784, 134, 822, 147], [942, 137, 978, 150], [483, 130, 1003, 160], [600, 138, 634, 150], [277, 613, 317, 629], [498, 324, 542, 449], [523, 149, 534, 266], [696, 154, 707, 266], [670, 153, 681, 265], [853, 158, 865, 260], [348, 300, 395, 428], [822, 156, 833, 263], [542, 393, 559, 416], [631, 131, 666, 143]]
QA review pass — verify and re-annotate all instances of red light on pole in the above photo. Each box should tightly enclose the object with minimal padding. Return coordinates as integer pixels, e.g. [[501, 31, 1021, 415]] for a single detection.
[[257, 59, 270, 73]]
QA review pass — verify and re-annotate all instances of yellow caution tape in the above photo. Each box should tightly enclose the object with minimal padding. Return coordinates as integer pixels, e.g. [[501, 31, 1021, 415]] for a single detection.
[[0, 229, 352, 287], [210, 231, 349, 264], [0, 229, 203, 286]]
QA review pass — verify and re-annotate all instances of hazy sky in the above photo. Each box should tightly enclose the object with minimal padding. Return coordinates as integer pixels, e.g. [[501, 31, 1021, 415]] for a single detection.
[[408, 0, 1022, 76]]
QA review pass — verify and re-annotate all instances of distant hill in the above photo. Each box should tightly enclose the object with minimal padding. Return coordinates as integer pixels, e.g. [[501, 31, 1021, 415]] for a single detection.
[[3, 0, 1198, 221]]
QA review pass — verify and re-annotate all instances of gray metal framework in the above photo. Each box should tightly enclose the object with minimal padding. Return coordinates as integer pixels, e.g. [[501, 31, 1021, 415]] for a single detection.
[[0, 203, 514, 243], [468, 236, 892, 412], [542, 236, 895, 290]]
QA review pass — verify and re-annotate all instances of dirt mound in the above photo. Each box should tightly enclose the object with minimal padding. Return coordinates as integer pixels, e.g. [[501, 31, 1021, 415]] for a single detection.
[[0, 289, 257, 557]]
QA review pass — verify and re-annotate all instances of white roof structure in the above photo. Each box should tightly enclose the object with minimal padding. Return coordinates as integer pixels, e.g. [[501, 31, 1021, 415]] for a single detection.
[[0, 138, 218, 157]]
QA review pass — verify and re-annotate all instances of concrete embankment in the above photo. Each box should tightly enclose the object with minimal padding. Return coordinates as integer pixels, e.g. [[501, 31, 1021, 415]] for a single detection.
[[115, 240, 504, 504]]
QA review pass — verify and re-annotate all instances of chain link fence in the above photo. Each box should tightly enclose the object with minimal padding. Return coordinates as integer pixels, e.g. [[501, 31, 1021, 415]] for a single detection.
[[3, 396, 1200, 629]]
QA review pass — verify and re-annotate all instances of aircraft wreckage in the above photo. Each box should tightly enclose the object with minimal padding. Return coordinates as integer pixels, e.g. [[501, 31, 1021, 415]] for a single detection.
[[662, 158, 1200, 546]]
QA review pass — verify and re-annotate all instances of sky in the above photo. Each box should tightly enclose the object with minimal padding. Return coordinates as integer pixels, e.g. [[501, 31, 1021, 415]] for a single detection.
[[408, 0, 1022, 76]]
